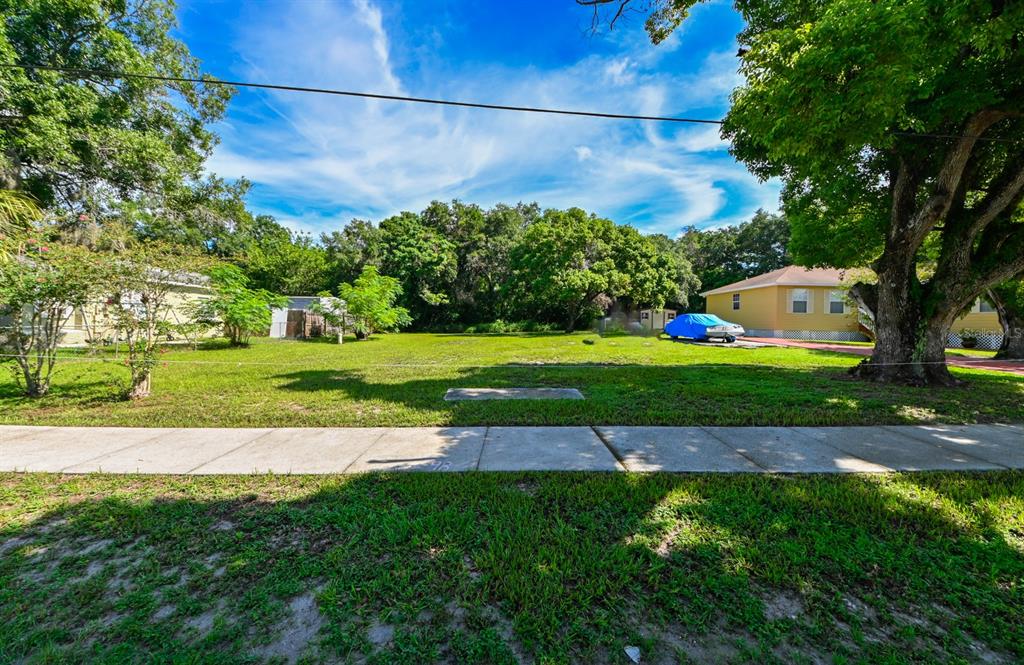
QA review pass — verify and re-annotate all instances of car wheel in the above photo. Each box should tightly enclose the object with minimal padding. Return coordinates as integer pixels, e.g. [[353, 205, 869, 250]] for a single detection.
[[725, 335, 736, 343]]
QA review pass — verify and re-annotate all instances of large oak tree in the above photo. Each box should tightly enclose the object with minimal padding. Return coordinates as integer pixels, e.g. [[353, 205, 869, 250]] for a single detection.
[[586, 0, 1024, 384]]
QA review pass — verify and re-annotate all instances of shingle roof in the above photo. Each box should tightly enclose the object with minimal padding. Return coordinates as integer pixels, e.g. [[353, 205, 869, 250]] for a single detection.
[[700, 266, 848, 296]]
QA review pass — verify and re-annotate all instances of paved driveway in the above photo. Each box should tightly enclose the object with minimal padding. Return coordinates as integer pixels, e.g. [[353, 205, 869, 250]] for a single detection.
[[744, 337, 1024, 376]]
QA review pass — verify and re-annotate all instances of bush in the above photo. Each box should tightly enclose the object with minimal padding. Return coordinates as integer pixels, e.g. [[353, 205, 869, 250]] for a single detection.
[[452, 319, 561, 334]]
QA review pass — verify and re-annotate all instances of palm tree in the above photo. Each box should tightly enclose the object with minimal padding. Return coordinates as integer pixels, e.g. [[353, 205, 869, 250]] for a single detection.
[[0, 190, 41, 261]]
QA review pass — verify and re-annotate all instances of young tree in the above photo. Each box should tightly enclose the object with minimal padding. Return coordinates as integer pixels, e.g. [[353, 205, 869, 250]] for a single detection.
[[589, 1, 1024, 385], [989, 280, 1024, 360], [0, 242, 105, 396], [310, 293, 349, 344], [338, 266, 411, 339], [106, 244, 211, 399], [196, 264, 287, 347]]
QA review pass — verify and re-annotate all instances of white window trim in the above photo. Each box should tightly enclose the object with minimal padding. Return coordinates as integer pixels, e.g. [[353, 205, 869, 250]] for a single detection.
[[732, 293, 740, 310], [788, 288, 812, 314], [828, 290, 847, 315]]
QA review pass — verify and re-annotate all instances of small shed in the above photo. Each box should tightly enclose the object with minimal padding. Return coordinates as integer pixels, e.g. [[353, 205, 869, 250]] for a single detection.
[[269, 296, 322, 339], [637, 308, 677, 331]]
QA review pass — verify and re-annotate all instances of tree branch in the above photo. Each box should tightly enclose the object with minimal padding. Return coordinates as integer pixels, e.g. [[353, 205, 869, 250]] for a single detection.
[[907, 109, 1009, 242], [966, 153, 1024, 239]]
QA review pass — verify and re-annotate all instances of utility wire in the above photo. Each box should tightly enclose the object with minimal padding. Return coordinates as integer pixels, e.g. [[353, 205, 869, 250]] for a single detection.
[[0, 63, 722, 125], [0, 352, 1019, 368], [2, 62, 1018, 143]]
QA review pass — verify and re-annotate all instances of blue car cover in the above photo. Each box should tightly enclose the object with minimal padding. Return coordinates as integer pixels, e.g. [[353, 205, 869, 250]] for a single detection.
[[664, 313, 731, 339]]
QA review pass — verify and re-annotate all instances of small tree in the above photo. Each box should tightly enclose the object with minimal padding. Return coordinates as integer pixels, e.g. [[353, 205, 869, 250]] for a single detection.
[[107, 244, 211, 399], [197, 265, 286, 346], [338, 266, 410, 339], [310, 292, 349, 343], [0, 243, 105, 396]]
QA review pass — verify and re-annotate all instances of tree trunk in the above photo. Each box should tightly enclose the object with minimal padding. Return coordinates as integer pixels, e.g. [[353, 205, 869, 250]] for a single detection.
[[849, 257, 927, 384], [991, 289, 1024, 359], [920, 317, 960, 386], [128, 371, 152, 399]]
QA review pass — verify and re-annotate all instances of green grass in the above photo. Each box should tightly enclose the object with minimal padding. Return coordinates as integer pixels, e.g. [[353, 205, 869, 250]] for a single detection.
[[2, 472, 1022, 663], [1, 333, 1021, 427]]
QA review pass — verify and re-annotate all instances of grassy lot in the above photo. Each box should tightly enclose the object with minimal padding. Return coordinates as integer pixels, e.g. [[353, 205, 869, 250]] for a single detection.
[[2, 471, 1021, 664], [1, 333, 1021, 427]]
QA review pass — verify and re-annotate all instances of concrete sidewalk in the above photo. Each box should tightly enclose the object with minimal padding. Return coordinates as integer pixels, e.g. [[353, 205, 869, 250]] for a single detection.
[[2, 424, 1021, 474]]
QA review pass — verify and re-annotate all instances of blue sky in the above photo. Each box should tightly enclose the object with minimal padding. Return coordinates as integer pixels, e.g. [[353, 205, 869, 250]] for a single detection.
[[176, 0, 780, 236]]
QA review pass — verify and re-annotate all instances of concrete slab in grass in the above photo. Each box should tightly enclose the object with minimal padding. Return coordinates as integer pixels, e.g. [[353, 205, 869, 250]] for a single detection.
[[705, 427, 889, 473], [884, 424, 1023, 469], [347, 427, 485, 472], [595, 426, 762, 472], [444, 388, 584, 401], [62, 428, 274, 474], [190, 428, 386, 474], [479, 426, 620, 471], [0, 427, 175, 472], [793, 426, 1004, 471]]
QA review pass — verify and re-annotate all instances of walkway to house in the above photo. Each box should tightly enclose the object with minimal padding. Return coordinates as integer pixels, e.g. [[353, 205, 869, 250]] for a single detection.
[[743, 337, 1024, 375], [2, 424, 1021, 474]]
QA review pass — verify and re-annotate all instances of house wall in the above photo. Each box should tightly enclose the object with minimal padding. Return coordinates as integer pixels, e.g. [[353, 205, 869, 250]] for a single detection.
[[59, 284, 214, 346], [950, 311, 1000, 333], [707, 285, 866, 340], [706, 287, 779, 330]]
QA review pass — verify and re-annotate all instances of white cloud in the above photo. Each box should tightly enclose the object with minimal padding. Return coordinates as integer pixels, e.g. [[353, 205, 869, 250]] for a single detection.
[[207, 0, 778, 237]]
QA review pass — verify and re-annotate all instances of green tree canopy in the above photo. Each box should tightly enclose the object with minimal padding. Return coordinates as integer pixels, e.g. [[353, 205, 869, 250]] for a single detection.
[[378, 211, 457, 325], [0, 0, 232, 211], [196, 264, 286, 347], [599, 0, 1024, 384], [337, 265, 411, 338], [506, 207, 680, 331]]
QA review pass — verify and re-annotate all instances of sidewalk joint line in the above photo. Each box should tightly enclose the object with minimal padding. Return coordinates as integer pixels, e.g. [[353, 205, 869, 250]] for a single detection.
[[58, 428, 179, 473], [340, 428, 392, 474], [185, 430, 279, 474], [590, 425, 629, 472], [475, 426, 489, 472], [699, 426, 771, 472]]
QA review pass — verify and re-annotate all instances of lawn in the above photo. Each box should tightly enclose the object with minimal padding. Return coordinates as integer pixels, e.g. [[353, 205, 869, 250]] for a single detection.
[[2, 471, 1022, 664], [1, 333, 1022, 427]]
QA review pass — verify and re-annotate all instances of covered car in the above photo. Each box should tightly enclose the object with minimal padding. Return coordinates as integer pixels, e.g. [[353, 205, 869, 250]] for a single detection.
[[664, 313, 745, 343]]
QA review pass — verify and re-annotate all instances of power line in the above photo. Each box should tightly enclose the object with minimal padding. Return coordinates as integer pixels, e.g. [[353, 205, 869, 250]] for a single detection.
[[1, 62, 1016, 142], [0, 63, 722, 125]]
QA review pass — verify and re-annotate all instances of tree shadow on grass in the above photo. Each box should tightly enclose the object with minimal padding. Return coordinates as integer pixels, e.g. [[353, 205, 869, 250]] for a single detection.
[[1, 472, 1021, 663], [271, 362, 1024, 426]]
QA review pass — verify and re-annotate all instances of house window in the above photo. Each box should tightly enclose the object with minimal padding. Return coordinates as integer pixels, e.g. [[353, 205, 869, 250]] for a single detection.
[[732, 294, 740, 310], [979, 298, 995, 313], [790, 288, 809, 314], [666, 312, 675, 320], [829, 290, 846, 314], [641, 311, 650, 320]]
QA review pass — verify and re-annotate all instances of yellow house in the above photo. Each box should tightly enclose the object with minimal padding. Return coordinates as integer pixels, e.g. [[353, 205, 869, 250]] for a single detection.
[[703, 266, 1003, 348], [1, 274, 215, 347], [703, 266, 865, 341]]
